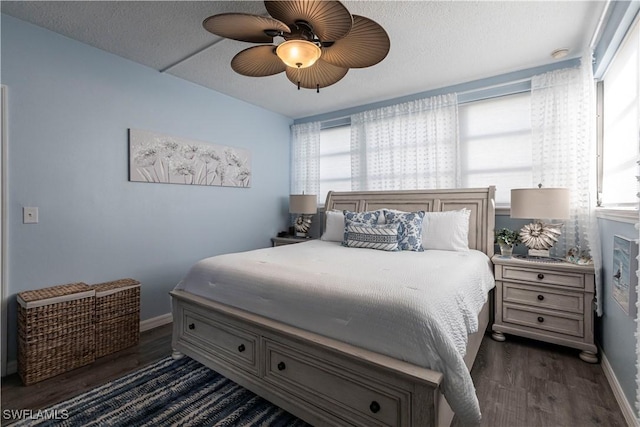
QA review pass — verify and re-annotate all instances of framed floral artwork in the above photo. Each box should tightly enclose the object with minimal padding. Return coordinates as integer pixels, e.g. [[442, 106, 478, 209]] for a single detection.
[[128, 129, 251, 188]]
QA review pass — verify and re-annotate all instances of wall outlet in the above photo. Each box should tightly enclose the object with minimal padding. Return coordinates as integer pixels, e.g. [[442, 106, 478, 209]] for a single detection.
[[23, 207, 38, 224]]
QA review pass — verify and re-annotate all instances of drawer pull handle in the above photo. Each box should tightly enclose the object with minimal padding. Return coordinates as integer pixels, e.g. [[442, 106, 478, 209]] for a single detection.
[[188, 323, 195, 330], [537, 294, 544, 301], [537, 316, 544, 323], [537, 273, 544, 280], [238, 344, 245, 353], [370, 401, 381, 413], [277, 362, 286, 371]]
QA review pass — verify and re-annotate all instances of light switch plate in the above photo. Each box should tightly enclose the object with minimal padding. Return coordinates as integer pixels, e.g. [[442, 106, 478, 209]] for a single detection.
[[23, 207, 38, 224]]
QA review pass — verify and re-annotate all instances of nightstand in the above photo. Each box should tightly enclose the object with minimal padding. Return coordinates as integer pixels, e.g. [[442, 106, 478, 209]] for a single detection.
[[271, 236, 315, 247], [491, 255, 597, 363]]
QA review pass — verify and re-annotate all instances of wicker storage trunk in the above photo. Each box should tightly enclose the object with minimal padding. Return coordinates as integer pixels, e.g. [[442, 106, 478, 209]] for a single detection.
[[93, 278, 140, 358], [17, 282, 95, 385]]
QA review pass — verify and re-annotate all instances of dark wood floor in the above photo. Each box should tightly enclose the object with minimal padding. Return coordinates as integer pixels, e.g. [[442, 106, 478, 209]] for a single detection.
[[2, 325, 627, 427], [453, 335, 627, 427], [1, 323, 173, 415]]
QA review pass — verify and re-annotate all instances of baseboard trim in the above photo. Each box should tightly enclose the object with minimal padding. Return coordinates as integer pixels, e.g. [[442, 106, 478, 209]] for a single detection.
[[140, 312, 172, 332], [4, 313, 173, 377], [600, 348, 639, 427]]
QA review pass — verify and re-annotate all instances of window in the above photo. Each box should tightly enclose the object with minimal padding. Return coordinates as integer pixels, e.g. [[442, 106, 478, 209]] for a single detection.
[[601, 16, 640, 207], [319, 125, 351, 205], [314, 94, 534, 207], [459, 92, 533, 206]]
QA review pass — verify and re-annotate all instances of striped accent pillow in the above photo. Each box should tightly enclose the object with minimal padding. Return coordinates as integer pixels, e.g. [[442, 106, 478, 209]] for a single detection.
[[344, 221, 400, 251]]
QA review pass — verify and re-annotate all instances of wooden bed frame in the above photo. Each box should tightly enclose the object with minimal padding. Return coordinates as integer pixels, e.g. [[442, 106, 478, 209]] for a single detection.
[[171, 187, 496, 427]]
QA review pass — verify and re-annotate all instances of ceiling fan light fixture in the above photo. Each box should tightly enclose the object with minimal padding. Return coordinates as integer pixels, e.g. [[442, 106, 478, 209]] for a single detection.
[[551, 48, 569, 59], [276, 40, 321, 68]]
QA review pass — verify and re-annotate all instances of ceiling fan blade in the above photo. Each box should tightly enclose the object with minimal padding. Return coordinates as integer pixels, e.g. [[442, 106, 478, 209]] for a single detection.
[[285, 59, 348, 89], [231, 45, 287, 77], [265, 1, 352, 42], [203, 13, 290, 43], [321, 16, 390, 69]]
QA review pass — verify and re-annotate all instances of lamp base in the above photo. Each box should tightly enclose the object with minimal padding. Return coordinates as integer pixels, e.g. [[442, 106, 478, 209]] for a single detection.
[[294, 214, 313, 236], [518, 220, 563, 259]]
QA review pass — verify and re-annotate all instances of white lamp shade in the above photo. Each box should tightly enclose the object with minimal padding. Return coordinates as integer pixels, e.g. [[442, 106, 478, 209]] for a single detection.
[[289, 194, 317, 214], [510, 188, 570, 220]]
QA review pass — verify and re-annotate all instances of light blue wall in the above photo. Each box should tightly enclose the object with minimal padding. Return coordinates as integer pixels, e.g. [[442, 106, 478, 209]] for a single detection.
[[1, 14, 293, 362], [597, 218, 638, 410]]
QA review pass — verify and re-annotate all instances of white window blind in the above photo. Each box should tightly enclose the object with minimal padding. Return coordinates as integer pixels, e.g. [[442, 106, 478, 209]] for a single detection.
[[319, 126, 351, 205], [602, 17, 640, 206], [459, 92, 533, 206]]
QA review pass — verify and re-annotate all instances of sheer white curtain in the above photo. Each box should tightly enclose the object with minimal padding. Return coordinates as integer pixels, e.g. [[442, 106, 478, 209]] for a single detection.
[[531, 52, 603, 314], [350, 93, 459, 191], [290, 121, 321, 203]]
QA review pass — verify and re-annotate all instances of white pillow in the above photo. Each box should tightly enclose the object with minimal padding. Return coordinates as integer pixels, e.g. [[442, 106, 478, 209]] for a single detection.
[[422, 209, 471, 251], [321, 210, 345, 242]]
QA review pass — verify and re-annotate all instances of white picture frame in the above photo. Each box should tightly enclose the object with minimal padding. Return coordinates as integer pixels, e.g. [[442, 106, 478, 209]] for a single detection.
[[128, 129, 251, 188], [612, 235, 639, 316]]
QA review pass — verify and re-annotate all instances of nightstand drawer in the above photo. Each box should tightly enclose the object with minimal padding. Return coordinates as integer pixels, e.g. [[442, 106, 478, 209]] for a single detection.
[[502, 266, 584, 289], [503, 304, 583, 337], [503, 283, 584, 314]]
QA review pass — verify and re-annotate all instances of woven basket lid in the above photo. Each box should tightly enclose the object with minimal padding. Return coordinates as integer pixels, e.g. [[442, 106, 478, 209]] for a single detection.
[[17, 282, 93, 308], [93, 278, 140, 296]]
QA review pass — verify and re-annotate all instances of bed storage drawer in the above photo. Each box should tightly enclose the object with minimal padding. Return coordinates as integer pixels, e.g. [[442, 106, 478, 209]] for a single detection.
[[172, 289, 445, 427], [181, 308, 258, 375], [263, 338, 407, 427]]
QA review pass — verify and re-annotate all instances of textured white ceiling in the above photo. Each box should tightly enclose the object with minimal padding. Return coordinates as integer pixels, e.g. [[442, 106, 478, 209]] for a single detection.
[[1, 1, 606, 119]]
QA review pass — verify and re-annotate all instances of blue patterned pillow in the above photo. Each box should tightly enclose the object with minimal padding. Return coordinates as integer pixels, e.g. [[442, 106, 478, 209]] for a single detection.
[[384, 210, 426, 251], [344, 220, 400, 251], [342, 210, 381, 245]]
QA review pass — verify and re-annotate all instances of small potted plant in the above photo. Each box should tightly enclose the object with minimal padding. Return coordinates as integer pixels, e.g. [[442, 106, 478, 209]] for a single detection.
[[495, 228, 521, 256]]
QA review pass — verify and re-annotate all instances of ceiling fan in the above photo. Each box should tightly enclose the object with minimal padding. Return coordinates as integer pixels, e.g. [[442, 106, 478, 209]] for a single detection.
[[203, 0, 390, 92]]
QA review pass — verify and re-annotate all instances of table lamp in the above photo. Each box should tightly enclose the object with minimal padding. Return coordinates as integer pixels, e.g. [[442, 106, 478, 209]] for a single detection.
[[289, 194, 317, 238], [510, 186, 570, 258]]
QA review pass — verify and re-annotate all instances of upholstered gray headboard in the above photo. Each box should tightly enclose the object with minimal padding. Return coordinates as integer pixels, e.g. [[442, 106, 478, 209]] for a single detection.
[[324, 187, 496, 257]]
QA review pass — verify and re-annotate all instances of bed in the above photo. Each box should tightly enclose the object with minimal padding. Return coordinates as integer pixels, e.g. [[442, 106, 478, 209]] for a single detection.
[[170, 187, 496, 427]]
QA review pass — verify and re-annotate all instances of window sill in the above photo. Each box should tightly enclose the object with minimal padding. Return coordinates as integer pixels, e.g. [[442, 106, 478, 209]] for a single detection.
[[495, 207, 511, 216], [496, 206, 638, 224], [323, 205, 638, 224], [595, 207, 637, 224]]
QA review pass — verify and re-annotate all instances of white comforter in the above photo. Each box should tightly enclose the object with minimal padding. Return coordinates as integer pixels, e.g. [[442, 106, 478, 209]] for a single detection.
[[175, 240, 495, 423]]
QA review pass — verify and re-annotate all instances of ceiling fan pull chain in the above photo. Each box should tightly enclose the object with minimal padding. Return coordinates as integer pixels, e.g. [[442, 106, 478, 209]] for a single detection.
[[316, 84, 320, 93]]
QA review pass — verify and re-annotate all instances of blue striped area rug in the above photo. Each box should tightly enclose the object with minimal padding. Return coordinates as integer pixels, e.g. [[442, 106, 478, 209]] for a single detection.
[[15, 356, 311, 427]]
